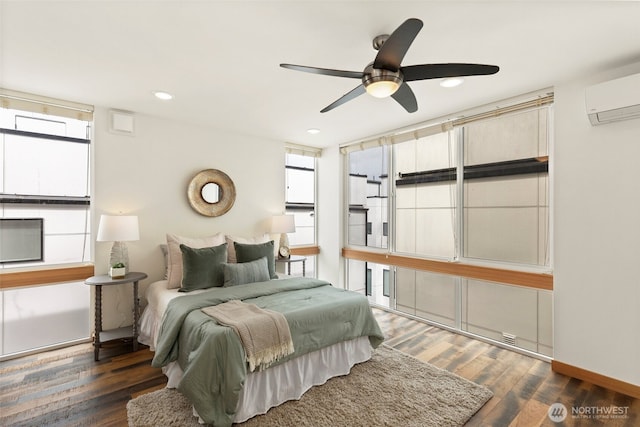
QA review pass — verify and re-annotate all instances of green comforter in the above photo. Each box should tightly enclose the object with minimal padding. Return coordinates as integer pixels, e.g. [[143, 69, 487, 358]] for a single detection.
[[151, 277, 384, 426]]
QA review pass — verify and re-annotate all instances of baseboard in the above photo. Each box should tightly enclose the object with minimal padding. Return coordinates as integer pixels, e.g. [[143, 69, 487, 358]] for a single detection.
[[552, 360, 640, 399]]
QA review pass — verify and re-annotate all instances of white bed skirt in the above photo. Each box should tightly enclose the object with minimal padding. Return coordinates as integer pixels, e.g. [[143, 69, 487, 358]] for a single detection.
[[200, 336, 370, 423], [138, 293, 373, 423]]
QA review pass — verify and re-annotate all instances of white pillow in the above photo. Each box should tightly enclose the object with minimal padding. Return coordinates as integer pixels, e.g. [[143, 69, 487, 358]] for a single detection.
[[225, 233, 270, 263], [166, 233, 225, 289]]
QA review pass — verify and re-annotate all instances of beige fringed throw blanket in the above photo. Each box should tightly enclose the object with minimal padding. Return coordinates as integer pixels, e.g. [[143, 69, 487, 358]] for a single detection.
[[201, 300, 294, 372]]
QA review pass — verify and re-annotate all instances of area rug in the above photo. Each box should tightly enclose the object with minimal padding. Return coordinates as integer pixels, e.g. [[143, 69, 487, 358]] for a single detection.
[[127, 345, 493, 427]]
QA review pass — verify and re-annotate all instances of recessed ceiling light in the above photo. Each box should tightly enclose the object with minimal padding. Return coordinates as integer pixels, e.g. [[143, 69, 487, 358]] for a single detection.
[[440, 78, 464, 88], [307, 128, 320, 134], [153, 91, 173, 100]]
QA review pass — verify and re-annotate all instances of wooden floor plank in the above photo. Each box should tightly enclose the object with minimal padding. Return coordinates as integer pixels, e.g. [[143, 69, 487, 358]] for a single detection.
[[0, 308, 638, 426], [507, 399, 549, 427]]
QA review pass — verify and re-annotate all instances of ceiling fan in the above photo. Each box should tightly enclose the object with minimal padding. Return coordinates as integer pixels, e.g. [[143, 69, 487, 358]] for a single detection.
[[280, 18, 499, 113]]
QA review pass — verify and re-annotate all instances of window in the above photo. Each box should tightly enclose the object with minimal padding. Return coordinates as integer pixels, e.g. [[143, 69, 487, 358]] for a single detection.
[[396, 268, 457, 327], [284, 146, 319, 277], [393, 107, 550, 267], [347, 146, 388, 249], [343, 93, 553, 357], [1, 90, 93, 359], [285, 153, 315, 246], [0, 218, 43, 263], [347, 99, 551, 268], [1, 101, 92, 268], [394, 131, 457, 260], [347, 259, 390, 307], [461, 109, 549, 266]]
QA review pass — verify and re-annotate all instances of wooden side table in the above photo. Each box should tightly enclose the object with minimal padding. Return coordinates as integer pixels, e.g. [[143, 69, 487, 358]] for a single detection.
[[84, 271, 147, 361], [276, 255, 307, 276]]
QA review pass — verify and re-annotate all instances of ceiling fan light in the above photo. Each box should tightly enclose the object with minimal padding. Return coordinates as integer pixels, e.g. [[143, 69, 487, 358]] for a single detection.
[[362, 65, 404, 99], [440, 78, 464, 88], [153, 91, 173, 100], [366, 80, 400, 98]]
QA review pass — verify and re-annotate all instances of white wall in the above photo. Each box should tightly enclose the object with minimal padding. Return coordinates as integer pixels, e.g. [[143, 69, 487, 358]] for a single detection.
[[554, 62, 640, 386], [92, 107, 285, 329]]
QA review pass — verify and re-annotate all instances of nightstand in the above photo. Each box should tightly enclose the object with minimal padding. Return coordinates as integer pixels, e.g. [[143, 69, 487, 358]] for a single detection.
[[276, 255, 307, 277], [84, 271, 147, 361]]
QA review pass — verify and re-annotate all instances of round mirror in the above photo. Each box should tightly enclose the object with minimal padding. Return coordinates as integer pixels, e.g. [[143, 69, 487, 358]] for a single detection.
[[201, 182, 220, 203], [187, 169, 236, 217]]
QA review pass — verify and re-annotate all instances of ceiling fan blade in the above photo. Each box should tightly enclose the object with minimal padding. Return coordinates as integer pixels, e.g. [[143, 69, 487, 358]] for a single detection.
[[320, 84, 366, 113], [402, 63, 500, 81], [391, 82, 418, 113], [280, 64, 364, 79], [373, 18, 423, 71]]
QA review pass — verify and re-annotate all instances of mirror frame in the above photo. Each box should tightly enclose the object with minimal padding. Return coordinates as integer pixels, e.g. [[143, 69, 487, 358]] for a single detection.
[[187, 169, 236, 217]]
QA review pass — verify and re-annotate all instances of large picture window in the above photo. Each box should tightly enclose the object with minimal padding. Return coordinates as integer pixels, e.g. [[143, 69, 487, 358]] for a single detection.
[[0, 90, 93, 359], [1, 103, 92, 268], [346, 101, 551, 268], [343, 93, 553, 357]]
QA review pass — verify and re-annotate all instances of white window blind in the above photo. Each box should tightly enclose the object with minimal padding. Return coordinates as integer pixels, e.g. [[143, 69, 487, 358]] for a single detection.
[[284, 142, 322, 158], [0, 88, 94, 122], [340, 91, 553, 154]]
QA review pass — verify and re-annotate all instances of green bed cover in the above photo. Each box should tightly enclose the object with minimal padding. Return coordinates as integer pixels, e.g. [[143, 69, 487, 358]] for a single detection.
[[151, 277, 384, 426]]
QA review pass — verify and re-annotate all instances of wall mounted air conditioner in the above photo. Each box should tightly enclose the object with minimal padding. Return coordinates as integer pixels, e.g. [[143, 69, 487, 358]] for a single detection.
[[585, 72, 640, 126]]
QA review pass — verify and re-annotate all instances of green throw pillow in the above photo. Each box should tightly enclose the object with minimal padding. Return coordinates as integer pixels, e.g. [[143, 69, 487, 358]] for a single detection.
[[234, 240, 277, 279], [179, 242, 228, 292], [223, 256, 270, 287]]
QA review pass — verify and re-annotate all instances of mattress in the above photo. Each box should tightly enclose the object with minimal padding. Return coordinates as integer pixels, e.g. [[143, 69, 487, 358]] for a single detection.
[[138, 279, 372, 423]]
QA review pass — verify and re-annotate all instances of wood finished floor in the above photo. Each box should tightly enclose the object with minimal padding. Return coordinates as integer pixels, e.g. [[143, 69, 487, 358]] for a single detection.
[[1, 308, 638, 426]]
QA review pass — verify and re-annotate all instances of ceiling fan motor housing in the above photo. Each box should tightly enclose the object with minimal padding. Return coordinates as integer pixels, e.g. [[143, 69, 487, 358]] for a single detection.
[[362, 63, 404, 97]]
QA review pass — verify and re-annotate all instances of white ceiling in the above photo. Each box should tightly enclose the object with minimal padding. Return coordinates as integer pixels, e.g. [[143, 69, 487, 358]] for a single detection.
[[2, 1, 640, 148]]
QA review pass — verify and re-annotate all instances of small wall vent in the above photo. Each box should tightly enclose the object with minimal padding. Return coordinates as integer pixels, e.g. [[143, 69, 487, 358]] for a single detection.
[[109, 109, 135, 135], [502, 332, 517, 346]]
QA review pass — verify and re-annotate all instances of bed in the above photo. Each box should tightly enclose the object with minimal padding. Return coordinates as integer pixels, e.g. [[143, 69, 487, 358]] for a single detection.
[[139, 235, 384, 426]]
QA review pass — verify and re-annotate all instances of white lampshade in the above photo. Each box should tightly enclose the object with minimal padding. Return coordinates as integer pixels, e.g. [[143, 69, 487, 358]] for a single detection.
[[271, 214, 296, 234], [97, 215, 139, 242]]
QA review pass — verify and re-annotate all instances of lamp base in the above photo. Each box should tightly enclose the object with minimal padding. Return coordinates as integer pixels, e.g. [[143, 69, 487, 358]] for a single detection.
[[109, 241, 129, 274], [278, 233, 290, 259]]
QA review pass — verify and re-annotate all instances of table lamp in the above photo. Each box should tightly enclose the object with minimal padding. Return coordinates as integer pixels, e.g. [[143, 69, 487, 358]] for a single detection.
[[97, 214, 139, 277]]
